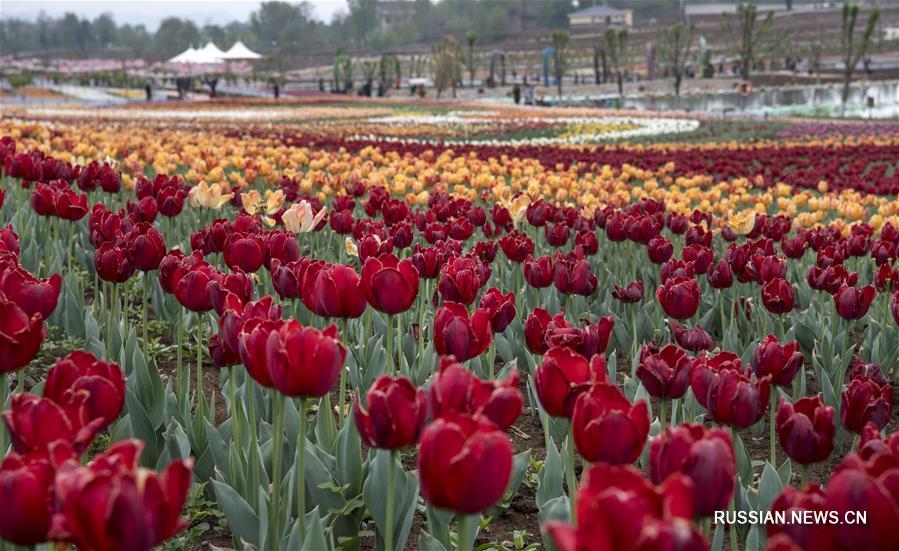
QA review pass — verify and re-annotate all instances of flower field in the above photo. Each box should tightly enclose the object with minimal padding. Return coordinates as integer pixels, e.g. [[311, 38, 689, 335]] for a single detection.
[[1, 100, 899, 551]]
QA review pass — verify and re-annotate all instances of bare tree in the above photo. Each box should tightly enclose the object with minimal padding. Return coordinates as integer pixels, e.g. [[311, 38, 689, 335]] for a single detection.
[[433, 36, 462, 99], [659, 22, 694, 105], [839, 4, 880, 116], [604, 27, 629, 102], [552, 30, 569, 97], [721, 4, 785, 81], [464, 30, 478, 87]]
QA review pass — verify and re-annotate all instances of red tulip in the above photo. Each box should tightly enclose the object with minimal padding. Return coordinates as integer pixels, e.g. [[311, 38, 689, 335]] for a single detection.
[[223, 232, 265, 273], [647, 235, 674, 264], [302, 261, 367, 319], [776, 395, 835, 465], [438, 254, 488, 305], [361, 253, 420, 314], [499, 231, 534, 263], [157, 249, 186, 293], [265, 320, 346, 398], [94, 242, 135, 283], [767, 484, 834, 550], [807, 264, 856, 295], [0, 451, 55, 545], [210, 333, 240, 367], [752, 334, 803, 387], [0, 266, 61, 319], [263, 230, 300, 269], [0, 224, 20, 257], [706, 259, 734, 289], [833, 284, 876, 320], [535, 347, 607, 418], [0, 294, 46, 374], [656, 276, 701, 320], [612, 280, 644, 303], [220, 295, 282, 356], [157, 185, 187, 217], [546, 316, 614, 358], [825, 463, 899, 551], [682, 244, 714, 275], [689, 351, 745, 410], [670, 322, 714, 352], [124, 222, 166, 272], [270, 257, 310, 300], [649, 423, 735, 517], [841, 375, 892, 433], [523, 255, 554, 288], [428, 356, 522, 430], [418, 414, 512, 514], [553, 251, 597, 296], [544, 464, 704, 551], [637, 343, 692, 399], [761, 277, 796, 315], [2, 393, 101, 455], [478, 287, 516, 332], [705, 368, 771, 428], [571, 382, 649, 465], [53, 187, 89, 221], [173, 262, 218, 312], [354, 375, 426, 450], [238, 318, 284, 388], [50, 440, 193, 551], [433, 302, 492, 361], [43, 350, 125, 430]]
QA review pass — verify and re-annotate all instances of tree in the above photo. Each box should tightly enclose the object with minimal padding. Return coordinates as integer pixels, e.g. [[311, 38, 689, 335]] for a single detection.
[[152, 18, 200, 60], [604, 27, 629, 101], [721, 4, 785, 81], [433, 36, 462, 99], [659, 22, 694, 103], [464, 30, 478, 87], [551, 30, 569, 97], [346, 0, 378, 47], [839, 4, 880, 116]]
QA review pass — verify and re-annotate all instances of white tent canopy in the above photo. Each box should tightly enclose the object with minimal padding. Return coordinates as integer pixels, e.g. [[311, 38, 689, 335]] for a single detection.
[[167, 43, 229, 64], [168, 46, 200, 63], [221, 40, 263, 60]]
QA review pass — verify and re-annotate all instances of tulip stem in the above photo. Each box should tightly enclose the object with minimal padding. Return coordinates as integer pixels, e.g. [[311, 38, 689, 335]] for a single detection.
[[457, 514, 475, 551], [142, 271, 149, 358], [386, 314, 394, 375], [565, 422, 577, 523], [801, 464, 810, 487], [659, 399, 667, 429], [385, 450, 396, 551], [297, 397, 307, 544], [270, 392, 285, 545], [196, 314, 205, 419], [0, 373, 7, 454], [176, 312, 184, 405], [770, 390, 777, 465], [338, 318, 349, 426]]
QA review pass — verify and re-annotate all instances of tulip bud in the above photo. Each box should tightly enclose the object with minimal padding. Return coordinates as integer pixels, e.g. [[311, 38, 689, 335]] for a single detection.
[[841, 375, 892, 433], [761, 277, 796, 315], [535, 347, 607, 418], [649, 423, 735, 517], [752, 334, 803, 387], [418, 414, 512, 514], [361, 253, 420, 314], [776, 395, 835, 465], [354, 375, 426, 450], [433, 302, 492, 361], [571, 382, 649, 465], [656, 276, 701, 320], [637, 343, 692, 399], [833, 284, 877, 320], [429, 356, 522, 430], [265, 320, 346, 398]]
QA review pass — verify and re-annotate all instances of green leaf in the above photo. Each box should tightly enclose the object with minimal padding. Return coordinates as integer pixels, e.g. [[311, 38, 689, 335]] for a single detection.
[[537, 438, 563, 508], [757, 461, 783, 512], [211, 478, 260, 548]]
